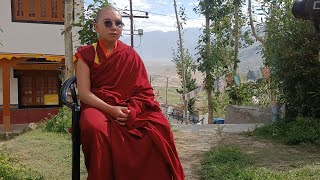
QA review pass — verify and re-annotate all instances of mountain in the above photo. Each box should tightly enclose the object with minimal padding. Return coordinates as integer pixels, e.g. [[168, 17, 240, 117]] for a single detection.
[[120, 27, 264, 76], [121, 28, 201, 63]]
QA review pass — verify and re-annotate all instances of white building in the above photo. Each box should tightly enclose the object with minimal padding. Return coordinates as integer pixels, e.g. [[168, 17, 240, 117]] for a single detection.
[[0, 0, 83, 132]]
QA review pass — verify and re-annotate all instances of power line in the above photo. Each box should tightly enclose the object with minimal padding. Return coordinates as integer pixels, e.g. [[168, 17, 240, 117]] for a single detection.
[[123, 0, 149, 48]]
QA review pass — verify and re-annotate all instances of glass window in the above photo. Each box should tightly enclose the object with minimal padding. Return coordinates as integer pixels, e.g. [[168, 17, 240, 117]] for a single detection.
[[12, 0, 64, 23], [19, 70, 61, 107]]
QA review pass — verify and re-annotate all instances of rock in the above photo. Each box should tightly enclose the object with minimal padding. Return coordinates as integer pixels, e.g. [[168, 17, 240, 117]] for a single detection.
[[201, 113, 209, 124], [225, 105, 272, 124]]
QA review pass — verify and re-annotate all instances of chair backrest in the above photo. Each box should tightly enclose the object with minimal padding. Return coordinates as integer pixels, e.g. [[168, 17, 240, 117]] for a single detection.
[[60, 76, 79, 109]]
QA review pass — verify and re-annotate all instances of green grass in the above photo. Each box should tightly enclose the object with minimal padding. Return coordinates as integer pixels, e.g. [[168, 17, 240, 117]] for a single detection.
[[0, 129, 87, 180], [2, 115, 320, 180], [199, 145, 320, 180], [0, 152, 43, 180], [199, 146, 248, 180], [245, 117, 320, 146], [153, 86, 183, 106], [198, 117, 320, 179]]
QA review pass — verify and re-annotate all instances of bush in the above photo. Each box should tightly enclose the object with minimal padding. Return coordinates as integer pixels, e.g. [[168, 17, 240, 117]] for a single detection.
[[225, 79, 270, 107], [264, 2, 320, 118], [246, 117, 320, 145], [43, 106, 72, 133], [212, 92, 230, 118], [0, 153, 43, 180], [284, 117, 320, 145]]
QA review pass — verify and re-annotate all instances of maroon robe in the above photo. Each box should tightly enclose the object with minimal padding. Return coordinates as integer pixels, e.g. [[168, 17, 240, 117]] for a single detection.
[[76, 40, 184, 180]]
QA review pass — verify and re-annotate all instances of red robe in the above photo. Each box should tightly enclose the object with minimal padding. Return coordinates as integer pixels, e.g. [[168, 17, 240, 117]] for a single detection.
[[76, 40, 184, 180]]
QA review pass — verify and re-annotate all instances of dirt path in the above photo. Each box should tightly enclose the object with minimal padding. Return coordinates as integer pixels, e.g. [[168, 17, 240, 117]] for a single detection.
[[171, 123, 259, 180], [172, 124, 320, 180], [173, 129, 219, 180], [172, 127, 270, 179]]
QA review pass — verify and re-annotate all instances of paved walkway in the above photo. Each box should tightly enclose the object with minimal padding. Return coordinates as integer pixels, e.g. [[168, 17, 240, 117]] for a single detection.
[[0, 124, 30, 135], [0, 121, 261, 136], [171, 123, 262, 133]]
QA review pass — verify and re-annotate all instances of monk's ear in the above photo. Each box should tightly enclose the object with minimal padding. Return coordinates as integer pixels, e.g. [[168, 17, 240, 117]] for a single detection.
[[93, 23, 98, 33]]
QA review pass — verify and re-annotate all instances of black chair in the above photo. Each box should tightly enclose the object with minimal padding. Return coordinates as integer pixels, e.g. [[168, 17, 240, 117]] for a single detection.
[[60, 76, 81, 180]]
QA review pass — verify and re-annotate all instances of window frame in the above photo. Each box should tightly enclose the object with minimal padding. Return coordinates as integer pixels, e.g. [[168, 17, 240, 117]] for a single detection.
[[15, 70, 62, 108], [11, 0, 65, 24]]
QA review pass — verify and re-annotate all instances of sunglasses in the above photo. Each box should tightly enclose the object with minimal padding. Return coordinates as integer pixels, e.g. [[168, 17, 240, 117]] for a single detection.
[[104, 20, 124, 28]]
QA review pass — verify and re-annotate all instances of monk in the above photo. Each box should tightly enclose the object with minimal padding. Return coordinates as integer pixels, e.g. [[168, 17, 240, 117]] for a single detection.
[[75, 6, 185, 180]]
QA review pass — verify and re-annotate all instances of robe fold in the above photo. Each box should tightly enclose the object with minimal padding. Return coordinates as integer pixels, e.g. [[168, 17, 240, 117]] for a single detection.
[[76, 40, 184, 180]]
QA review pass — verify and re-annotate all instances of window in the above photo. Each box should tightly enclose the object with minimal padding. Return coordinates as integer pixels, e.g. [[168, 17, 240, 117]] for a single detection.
[[16, 70, 61, 107], [12, 0, 65, 23]]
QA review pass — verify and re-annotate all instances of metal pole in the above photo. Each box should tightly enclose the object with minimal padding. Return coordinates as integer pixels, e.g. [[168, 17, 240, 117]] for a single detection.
[[166, 77, 168, 106], [129, 0, 134, 48]]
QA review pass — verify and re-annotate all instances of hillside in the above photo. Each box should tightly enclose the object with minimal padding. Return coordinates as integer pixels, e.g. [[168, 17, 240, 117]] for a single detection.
[[121, 27, 264, 76]]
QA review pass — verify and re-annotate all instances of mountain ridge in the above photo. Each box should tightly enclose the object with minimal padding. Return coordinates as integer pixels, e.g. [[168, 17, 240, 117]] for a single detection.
[[120, 27, 264, 75]]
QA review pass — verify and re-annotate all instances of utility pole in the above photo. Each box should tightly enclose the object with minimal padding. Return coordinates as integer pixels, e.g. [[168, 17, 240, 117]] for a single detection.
[[173, 0, 188, 125], [64, 0, 74, 80], [123, 0, 149, 48], [166, 77, 169, 106], [149, 75, 154, 86], [129, 0, 134, 48]]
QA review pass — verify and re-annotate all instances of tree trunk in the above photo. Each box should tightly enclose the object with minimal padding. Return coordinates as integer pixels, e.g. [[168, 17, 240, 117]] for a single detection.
[[205, 12, 214, 123], [64, 0, 74, 80], [248, 0, 265, 45], [173, 0, 188, 124], [233, 0, 240, 75]]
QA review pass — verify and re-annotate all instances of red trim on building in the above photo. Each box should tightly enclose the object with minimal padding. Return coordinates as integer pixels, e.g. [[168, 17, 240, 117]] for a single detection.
[[0, 108, 59, 124]]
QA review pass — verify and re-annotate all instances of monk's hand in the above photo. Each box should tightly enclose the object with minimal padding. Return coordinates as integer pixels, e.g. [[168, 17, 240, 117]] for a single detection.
[[110, 106, 130, 125]]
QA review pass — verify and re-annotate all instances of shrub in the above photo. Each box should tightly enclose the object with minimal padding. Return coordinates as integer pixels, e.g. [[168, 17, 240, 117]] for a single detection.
[[284, 117, 320, 145], [0, 153, 43, 180], [246, 117, 320, 145], [43, 106, 72, 133], [225, 79, 269, 107]]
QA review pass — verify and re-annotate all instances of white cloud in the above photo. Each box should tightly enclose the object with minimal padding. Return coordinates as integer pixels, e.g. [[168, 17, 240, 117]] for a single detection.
[[156, 0, 169, 5], [184, 17, 205, 29], [108, 0, 152, 10], [121, 13, 205, 32], [188, 1, 199, 6], [84, 0, 204, 32]]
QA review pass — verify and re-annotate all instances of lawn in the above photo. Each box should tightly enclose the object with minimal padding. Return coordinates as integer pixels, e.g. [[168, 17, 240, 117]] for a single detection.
[[0, 129, 87, 180]]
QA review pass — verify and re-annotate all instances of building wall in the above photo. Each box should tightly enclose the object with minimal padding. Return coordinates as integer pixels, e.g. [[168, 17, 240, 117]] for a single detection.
[[0, 108, 60, 124], [0, 0, 83, 55], [0, 67, 19, 105]]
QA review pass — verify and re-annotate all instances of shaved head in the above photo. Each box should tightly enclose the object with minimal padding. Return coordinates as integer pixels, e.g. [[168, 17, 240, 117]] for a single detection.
[[95, 6, 121, 22]]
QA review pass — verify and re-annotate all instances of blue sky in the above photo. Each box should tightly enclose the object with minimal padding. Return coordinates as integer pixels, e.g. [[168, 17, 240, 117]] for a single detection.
[[84, 0, 205, 32]]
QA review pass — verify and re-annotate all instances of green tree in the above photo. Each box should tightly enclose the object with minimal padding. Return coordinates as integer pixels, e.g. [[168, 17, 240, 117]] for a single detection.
[[172, 45, 197, 113], [74, 0, 109, 45], [172, 5, 197, 114], [194, 0, 227, 120], [264, 0, 320, 118]]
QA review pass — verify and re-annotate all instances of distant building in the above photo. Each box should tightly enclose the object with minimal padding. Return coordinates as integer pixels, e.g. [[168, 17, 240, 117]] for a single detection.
[[0, 0, 83, 132]]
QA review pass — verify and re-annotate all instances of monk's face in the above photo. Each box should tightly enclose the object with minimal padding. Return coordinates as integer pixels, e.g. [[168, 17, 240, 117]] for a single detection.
[[94, 8, 123, 44]]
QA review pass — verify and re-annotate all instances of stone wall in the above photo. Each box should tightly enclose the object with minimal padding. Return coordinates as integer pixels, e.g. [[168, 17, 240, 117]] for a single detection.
[[225, 105, 272, 124]]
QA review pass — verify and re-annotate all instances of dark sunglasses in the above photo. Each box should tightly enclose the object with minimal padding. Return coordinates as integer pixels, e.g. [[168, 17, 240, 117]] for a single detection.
[[104, 20, 124, 28]]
